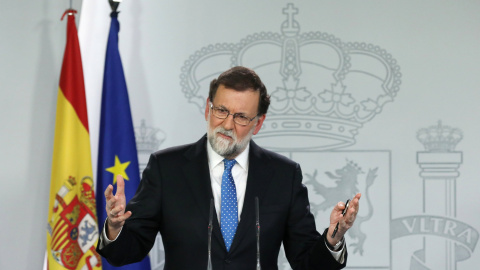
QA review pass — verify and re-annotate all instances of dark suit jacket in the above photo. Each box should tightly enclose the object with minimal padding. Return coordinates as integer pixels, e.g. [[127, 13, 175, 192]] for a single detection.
[[97, 135, 347, 269]]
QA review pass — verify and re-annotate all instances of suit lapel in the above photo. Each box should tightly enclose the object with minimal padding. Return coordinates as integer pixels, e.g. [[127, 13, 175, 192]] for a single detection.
[[229, 140, 274, 253], [181, 135, 225, 251]]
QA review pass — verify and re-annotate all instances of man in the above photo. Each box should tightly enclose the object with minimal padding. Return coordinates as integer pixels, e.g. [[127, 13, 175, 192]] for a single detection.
[[97, 66, 361, 269]]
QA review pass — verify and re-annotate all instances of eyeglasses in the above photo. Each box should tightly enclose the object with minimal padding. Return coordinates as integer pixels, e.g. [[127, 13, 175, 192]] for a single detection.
[[210, 103, 258, 126]]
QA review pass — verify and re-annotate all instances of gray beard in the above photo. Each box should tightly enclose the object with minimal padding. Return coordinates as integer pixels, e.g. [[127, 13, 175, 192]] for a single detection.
[[207, 117, 254, 159]]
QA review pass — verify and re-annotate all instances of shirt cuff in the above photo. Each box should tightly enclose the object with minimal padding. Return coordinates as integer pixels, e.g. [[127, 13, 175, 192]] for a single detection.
[[98, 218, 123, 249], [325, 237, 346, 264]]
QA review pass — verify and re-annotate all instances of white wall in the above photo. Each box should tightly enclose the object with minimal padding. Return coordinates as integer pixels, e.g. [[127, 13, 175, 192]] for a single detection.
[[1, 1, 479, 269], [0, 0, 83, 269]]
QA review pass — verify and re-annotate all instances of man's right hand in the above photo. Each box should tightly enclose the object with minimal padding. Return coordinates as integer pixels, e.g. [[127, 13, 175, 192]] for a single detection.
[[104, 174, 132, 240]]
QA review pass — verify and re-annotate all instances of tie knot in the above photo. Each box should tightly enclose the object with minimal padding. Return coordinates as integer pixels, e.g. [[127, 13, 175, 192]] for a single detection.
[[223, 159, 236, 170]]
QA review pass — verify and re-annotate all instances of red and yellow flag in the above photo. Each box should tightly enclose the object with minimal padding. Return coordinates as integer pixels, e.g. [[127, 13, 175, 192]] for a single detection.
[[46, 10, 101, 270]]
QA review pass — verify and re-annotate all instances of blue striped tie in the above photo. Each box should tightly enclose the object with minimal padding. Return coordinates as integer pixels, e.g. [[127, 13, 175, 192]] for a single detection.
[[221, 159, 238, 251]]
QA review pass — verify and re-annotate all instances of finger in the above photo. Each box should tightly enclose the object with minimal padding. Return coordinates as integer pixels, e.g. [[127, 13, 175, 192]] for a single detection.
[[110, 201, 127, 215], [106, 197, 116, 212], [109, 210, 132, 223], [333, 201, 346, 213], [107, 211, 132, 228], [123, 211, 132, 220], [353, 193, 361, 204], [104, 184, 114, 199], [116, 175, 125, 195], [331, 201, 347, 225], [105, 192, 118, 215], [110, 204, 126, 217], [344, 193, 361, 223], [114, 211, 132, 222], [345, 207, 357, 224], [106, 196, 117, 210], [351, 193, 361, 211]]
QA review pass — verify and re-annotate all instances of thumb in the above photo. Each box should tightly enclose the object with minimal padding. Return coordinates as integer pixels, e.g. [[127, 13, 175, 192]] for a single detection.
[[334, 201, 346, 213], [116, 175, 126, 195]]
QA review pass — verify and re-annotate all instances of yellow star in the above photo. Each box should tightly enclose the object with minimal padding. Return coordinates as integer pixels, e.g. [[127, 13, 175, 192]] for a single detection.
[[105, 155, 131, 184]]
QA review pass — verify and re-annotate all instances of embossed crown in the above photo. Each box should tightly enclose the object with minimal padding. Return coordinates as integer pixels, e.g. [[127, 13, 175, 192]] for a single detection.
[[180, 3, 402, 151], [417, 121, 463, 152], [134, 119, 165, 153], [346, 159, 364, 174]]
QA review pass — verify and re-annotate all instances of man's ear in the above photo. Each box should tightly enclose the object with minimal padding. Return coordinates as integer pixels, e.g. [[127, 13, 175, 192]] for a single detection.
[[253, 114, 266, 135], [205, 98, 210, 121]]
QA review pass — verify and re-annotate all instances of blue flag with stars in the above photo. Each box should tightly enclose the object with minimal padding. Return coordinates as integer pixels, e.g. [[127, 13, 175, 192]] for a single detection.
[[96, 11, 151, 270]]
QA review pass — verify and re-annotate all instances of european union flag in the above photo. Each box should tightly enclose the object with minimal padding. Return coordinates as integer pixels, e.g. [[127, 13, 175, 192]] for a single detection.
[[96, 11, 151, 270]]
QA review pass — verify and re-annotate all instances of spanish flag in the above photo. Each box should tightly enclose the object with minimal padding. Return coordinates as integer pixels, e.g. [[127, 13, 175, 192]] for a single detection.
[[46, 10, 101, 270]]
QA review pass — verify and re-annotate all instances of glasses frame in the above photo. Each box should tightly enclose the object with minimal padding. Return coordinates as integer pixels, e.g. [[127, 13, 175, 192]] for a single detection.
[[209, 103, 258, 126]]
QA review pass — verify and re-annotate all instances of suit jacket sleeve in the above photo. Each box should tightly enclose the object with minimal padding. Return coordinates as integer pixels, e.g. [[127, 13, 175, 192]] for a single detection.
[[96, 154, 162, 266], [284, 164, 347, 270]]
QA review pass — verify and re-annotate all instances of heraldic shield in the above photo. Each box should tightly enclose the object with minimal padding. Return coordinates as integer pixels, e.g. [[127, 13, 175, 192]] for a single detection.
[[47, 176, 101, 269]]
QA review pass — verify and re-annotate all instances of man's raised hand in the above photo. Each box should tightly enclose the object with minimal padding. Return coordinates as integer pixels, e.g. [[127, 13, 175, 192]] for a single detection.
[[104, 174, 132, 240], [327, 193, 361, 247]]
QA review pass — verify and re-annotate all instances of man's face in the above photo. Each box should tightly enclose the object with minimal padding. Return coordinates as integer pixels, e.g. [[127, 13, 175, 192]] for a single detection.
[[205, 85, 266, 159]]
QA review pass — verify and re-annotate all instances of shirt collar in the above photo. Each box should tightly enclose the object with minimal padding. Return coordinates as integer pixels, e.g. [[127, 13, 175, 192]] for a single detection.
[[206, 138, 249, 171]]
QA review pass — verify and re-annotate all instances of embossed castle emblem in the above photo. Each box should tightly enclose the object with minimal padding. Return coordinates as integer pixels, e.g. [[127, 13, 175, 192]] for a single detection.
[[135, 119, 165, 154], [135, 119, 166, 269], [135, 119, 166, 174], [391, 121, 478, 270]]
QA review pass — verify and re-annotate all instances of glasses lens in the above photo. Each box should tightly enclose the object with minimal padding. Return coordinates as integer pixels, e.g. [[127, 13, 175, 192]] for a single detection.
[[211, 105, 255, 126], [213, 107, 228, 119], [233, 115, 250, 126]]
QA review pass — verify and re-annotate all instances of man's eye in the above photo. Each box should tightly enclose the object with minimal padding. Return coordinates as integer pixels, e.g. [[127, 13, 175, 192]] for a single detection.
[[236, 115, 248, 120], [217, 108, 229, 114]]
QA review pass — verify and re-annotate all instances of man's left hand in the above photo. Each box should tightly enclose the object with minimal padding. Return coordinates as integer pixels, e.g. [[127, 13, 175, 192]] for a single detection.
[[327, 193, 361, 247]]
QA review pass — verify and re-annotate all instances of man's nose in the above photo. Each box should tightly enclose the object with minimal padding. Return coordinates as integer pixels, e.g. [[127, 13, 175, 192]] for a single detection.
[[222, 114, 235, 130]]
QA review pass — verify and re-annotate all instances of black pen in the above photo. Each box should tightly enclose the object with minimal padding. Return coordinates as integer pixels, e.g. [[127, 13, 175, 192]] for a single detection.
[[331, 199, 350, 238]]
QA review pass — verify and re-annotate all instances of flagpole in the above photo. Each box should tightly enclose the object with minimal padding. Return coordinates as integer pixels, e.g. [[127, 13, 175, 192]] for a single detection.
[[96, 2, 152, 269], [108, 0, 120, 12]]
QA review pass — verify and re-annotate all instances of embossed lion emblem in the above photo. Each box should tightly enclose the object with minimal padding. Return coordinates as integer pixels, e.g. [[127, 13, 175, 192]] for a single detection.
[[304, 160, 377, 255]]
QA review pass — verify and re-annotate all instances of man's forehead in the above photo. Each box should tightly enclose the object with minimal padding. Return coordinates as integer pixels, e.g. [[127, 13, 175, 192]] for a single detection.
[[214, 85, 259, 99], [213, 86, 260, 112]]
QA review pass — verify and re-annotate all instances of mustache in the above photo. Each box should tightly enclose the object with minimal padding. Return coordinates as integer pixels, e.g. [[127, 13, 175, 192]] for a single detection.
[[216, 127, 235, 139]]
